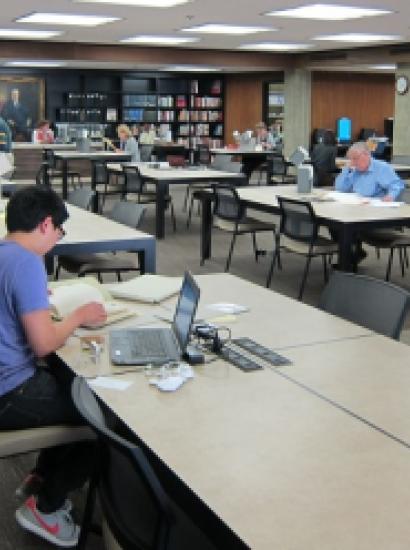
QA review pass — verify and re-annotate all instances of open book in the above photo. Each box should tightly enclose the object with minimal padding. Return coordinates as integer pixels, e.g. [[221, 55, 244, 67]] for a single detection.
[[48, 277, 135, 327], [107, 274, 182, 304]]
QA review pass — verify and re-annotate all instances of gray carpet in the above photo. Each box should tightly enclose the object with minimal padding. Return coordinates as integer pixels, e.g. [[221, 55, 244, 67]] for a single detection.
[[1, 179, 410, 548]]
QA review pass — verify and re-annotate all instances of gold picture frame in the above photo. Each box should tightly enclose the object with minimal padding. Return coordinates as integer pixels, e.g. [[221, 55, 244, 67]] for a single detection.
[[0, 75, 45, 141]]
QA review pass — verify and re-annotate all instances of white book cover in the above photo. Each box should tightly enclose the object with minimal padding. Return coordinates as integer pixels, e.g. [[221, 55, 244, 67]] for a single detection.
[[107, 274, 182, 304]]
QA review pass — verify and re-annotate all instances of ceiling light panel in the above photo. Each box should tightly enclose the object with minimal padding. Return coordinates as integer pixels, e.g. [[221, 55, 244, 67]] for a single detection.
[[239, 42, 311, 51], [314, 33, 402, 42], [266, 3, 392, 20], [74, 0, 189, 5], [16, 13, 120, 26], [121, 35, 198, 44], [163, 65, 220, 72], [0, 29, 63, 39], [180, 24, 275, 35], [5, 61, 66, 67]]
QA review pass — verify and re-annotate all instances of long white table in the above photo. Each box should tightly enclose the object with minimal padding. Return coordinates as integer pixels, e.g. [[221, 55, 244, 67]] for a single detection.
[[199, 185, 410, 270], [55, 273, 410, 550], [108, 163, 247, 239]]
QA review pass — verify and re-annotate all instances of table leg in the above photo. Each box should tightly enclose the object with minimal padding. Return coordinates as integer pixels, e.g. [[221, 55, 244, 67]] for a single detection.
[[155, 181, 167, 239], [200, 193, 213, 264], [338, 225, 355, 271]]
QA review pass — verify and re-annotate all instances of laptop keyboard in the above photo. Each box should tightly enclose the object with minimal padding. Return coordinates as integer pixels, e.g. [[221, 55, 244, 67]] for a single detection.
[[132, 331, 168, 357]]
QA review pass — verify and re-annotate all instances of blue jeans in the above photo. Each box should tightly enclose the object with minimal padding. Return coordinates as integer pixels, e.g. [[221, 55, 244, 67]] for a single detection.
[[0, 366, 95, 513]]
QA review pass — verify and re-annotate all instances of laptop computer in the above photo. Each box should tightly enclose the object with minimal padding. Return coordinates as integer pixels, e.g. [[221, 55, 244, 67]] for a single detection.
[[109, 271, 200, 366]]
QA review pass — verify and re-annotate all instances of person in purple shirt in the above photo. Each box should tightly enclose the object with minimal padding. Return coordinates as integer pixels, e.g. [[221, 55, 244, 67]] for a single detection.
[[0, 186, 106, 547]]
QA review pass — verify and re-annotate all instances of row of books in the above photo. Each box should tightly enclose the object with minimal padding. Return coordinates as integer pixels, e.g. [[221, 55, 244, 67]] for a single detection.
[[177, 110, 223, 122], [190, 96, 222, 108]]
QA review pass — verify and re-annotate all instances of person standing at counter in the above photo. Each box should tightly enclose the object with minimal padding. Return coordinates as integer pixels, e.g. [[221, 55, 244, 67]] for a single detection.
[[34, 120, 54, 144], [116, 124, 140, 162], [1, 88, 31, 141], [0, 115, 12, 152]]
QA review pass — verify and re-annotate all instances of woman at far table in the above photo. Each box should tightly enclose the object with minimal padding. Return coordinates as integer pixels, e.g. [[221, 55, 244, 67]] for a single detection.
[[34, 119, 54, 144], [116, 123, 140, 162]]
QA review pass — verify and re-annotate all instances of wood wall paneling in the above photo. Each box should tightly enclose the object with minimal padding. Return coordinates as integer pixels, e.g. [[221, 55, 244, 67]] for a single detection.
[[311, 72, 395, 140], [224, 75, 265, 144]]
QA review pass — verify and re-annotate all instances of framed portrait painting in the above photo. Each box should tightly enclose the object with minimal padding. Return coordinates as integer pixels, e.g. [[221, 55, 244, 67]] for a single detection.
[[0, 76, 45, 142]]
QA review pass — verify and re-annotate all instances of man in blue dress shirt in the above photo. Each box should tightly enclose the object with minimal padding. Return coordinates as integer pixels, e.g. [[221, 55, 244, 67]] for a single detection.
[[334, 141, 404, 264], [335, 141, 404, 201]]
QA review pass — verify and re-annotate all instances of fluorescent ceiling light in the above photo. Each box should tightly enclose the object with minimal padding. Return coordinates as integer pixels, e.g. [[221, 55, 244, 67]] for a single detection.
[[74, 0, 189, 5], [121, 35, 198, 44], [5, 60, 66, 67], [164, 65, 219, 72], [266, 3, 391, 20], [180, 23, 274, 35], [239, 42, 311, 51], [0, 29, 62, 39], [17, 12, 120, 26], [368, 64, 396, 70], [314, 33, 402, 42]]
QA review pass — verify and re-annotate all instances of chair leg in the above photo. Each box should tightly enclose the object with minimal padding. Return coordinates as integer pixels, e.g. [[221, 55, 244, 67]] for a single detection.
[[399, 247, 405, 277], [266, 248, 278, 287], [182, 185, 190, 212], [298, 254, 313, 301], [54, 263, 61, 280], [385, 248, 394, 281], [376, 247, 380, 259], [404, 247, 409, 268], [170, 201, 177, 232], [321, 254, 329, 283], [252, 232, 258, 262], [116, 271, 122, 282], [97, 272, 103, 284], [225, 232, 237, 272]]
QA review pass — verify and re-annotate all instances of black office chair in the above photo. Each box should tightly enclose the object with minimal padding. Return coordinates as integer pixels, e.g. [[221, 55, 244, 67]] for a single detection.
[[211, 182, 276, 271], [266, 154, 295, 185], [266, 197, 338, 300], [182, 144, 211, 213], [123, 166, 176, 232], [361, 188, 410, 281], [71, 376, 216, 550], [66, 186, 95, 210], [139, 144, 154, 162], [319, 271, 410, 340], [55, 200, 145, 281], [94, 161, 125, 213], [44, 149, 81, 189]]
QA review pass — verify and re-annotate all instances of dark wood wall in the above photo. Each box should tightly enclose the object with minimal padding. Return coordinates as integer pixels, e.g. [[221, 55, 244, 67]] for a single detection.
[[311, 72, 395, 139]]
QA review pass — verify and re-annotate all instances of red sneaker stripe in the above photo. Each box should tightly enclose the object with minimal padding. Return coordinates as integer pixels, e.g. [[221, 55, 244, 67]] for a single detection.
[[26, 496, 60, 536]]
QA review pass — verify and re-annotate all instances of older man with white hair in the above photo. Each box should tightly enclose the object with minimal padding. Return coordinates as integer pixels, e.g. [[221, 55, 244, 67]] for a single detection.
[[335, 141, 404, 201]]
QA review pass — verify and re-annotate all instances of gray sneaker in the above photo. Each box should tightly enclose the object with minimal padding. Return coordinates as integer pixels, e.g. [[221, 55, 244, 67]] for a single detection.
[[15, 495, 79, 548]]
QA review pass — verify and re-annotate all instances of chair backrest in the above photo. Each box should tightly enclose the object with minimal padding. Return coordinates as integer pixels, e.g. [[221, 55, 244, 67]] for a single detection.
[[36, 162, 50, 186], [197, 144, 210, 166], [93, 161, 107, 185], [400, 187, 410, 204], [212, 154, 233, 170], [44, 149, 57, 169], [71, 377, 173, 550], [277, 197, 317, 243], [108, 201, 145, 229], [140, 144, 153, 162], [267, 154, 287, 176], [67, 186, 95, 210], [213, 183, 245, 222], [319, 271, 410, 340], [123, 166, 144, 194]]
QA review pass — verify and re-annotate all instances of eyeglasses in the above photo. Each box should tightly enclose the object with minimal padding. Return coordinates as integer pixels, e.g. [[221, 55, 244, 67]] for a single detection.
[[54, 224, 66, 239]]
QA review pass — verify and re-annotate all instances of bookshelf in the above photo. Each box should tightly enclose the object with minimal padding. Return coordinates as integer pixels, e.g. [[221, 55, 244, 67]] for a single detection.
[[55, 75, 224, 148]]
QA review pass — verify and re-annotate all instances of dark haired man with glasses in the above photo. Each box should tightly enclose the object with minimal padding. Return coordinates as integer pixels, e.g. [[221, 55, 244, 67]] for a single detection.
[[0, 186, 106, 547]]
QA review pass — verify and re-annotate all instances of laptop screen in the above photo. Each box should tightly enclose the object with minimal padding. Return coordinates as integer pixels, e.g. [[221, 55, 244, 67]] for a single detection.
[[172, 272, 200, 352]]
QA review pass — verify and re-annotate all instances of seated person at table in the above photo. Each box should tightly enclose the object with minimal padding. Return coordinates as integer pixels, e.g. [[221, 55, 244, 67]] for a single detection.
[[334, 142, 404, 263], [255, 121, 275, 149], [34, 119, 54, 144], [335, 141, 404, 201], [0, 186, 106, 547], [116, 123, 140, 162]]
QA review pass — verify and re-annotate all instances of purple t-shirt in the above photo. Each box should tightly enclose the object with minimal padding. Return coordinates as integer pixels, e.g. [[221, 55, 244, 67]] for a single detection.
[[0, 240, 49, 396]]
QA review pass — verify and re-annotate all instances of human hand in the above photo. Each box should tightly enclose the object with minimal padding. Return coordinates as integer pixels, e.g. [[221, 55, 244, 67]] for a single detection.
[[382, 195, 393, 202], [76, 302, 107, 327]]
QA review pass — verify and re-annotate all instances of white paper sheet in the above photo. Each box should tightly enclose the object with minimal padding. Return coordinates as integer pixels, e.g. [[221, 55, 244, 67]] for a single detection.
[[88, 377, 133, 391]]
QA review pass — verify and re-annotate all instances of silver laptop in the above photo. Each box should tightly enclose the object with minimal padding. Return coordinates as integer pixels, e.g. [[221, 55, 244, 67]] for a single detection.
[[109, 272, 200, 366]]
